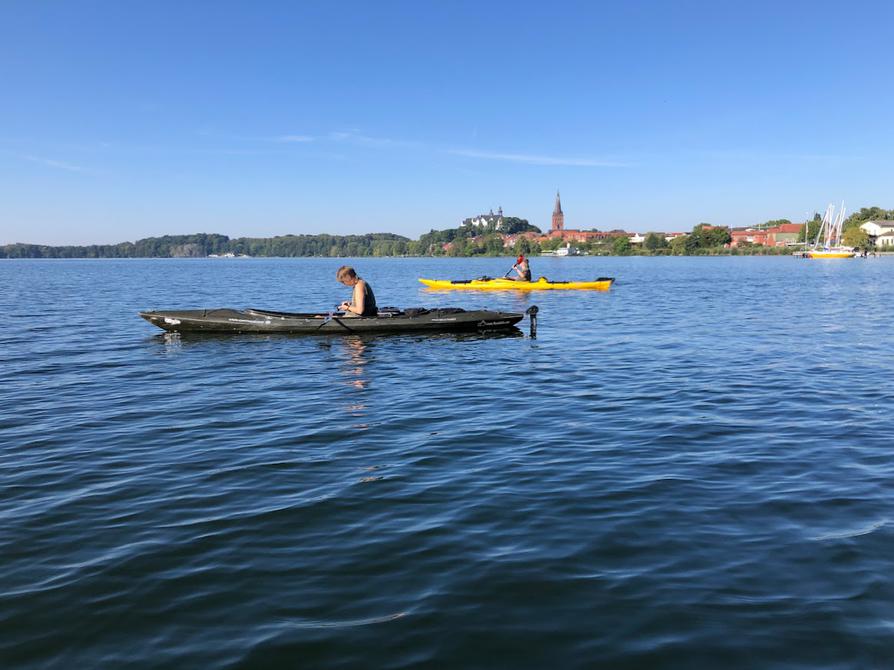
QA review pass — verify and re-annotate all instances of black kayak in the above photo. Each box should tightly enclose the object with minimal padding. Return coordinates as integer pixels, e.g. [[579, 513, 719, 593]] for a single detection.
[[139, 306, 532, 335]]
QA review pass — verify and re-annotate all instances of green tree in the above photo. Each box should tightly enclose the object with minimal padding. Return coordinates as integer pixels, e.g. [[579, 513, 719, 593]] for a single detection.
[[843, 206, 894, 232], [689, 224, 730, 249], [799, 219, 821, 243], [842, 227, 869, 249], [499, 217, 541, 235], [485, 235, 505, 255], [447, 238, 467, 257], [707, 227, 731, 247], [612, 236, 631, 255], [643, 233, 668, 250], [669, 236, 689, 255]]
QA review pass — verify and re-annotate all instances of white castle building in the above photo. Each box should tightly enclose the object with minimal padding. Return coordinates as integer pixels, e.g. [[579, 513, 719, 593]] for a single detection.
[[463, 207, 505, 230]]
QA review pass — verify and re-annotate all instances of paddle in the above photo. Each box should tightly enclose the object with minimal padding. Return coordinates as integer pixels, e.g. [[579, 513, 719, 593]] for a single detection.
[[316, 305, 355, 332], [504, 254, 524, 277]]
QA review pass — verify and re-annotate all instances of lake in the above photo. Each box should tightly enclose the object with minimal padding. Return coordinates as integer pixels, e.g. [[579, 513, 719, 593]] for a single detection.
[[2, 256, 893, 669]]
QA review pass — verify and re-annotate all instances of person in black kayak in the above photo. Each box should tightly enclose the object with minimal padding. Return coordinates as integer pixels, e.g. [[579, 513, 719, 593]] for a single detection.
[[336, 266, 377, 317], [509, 254, 532, 281]]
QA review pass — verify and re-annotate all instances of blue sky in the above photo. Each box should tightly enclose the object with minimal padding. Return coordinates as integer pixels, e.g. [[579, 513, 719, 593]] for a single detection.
[[1, 0, 892, 245]]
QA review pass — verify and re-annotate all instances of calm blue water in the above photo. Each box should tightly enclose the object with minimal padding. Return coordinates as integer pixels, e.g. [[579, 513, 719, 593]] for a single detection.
[[2, 256, 893, 669]]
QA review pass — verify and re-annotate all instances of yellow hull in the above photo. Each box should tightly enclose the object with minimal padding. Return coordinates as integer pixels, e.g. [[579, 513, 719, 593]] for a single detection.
[[419, 277, 614, 291], [806, 250, 855, 259]]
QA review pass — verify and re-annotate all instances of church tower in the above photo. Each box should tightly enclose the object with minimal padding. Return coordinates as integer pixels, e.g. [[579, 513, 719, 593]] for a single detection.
[[551, 190, 564, 231]]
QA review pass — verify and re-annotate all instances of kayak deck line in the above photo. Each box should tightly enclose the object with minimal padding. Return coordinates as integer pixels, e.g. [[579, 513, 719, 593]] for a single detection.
[[418, 276, 614, 291], [139, 306, 532, 336]]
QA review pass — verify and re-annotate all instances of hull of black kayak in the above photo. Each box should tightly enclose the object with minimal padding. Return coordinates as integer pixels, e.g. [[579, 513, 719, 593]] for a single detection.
[[139, 308, 525, 335]]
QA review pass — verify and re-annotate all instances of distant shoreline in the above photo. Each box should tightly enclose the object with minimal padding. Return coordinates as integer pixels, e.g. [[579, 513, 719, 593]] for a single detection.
[[6, 252, 892, 260], [4, 212, 889, 259]]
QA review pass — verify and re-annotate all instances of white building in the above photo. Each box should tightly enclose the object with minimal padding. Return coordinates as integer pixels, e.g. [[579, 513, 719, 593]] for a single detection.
[[554, 242, 579, 256], [464, 207, 504, 229], [877, 231, 894, 248], [860, 220, 894, 248]]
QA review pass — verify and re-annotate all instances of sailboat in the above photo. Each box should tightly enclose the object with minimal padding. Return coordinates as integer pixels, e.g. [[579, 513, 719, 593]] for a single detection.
[[806, 202, 855, 259]]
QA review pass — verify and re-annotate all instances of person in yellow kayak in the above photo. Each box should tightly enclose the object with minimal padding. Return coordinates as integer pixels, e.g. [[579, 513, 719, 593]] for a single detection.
[[336, 266, 378, 317], [508, 254, 532, 282]]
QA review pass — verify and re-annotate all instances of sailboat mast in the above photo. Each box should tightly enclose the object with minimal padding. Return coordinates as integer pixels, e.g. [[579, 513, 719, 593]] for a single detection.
[[828, 204, 839, 248], [833, 201, 846, 247], [815, 203, 832, 249]]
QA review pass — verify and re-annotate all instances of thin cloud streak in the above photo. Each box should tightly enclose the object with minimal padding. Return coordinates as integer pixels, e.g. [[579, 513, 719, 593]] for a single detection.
[[275, 134, 315, 143], [328, 130, 413, 147], [271, 130, 400, 146], [448, 148, 631, 167], [22, 154, 86, 172]]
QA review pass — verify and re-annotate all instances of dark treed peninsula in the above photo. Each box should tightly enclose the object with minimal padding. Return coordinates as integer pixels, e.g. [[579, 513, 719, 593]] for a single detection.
[[0, 233, 413, 259], [3, 206, 893, 259]]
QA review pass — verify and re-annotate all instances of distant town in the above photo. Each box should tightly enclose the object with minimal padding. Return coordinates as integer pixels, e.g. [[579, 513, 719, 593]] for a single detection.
[[445, 193, 894, 257], [2, 194, 893, 259]]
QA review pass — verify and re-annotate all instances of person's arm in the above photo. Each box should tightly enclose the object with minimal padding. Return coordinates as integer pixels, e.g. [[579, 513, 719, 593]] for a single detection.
[[346, 281, 366, 315], [338, 288, 353, 312]]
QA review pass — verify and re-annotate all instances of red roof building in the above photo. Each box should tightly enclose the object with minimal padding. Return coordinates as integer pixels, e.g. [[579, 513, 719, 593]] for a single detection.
[[766, 223, 803, 247], [730, 229, 768, 247], [730, 223, 804, 247], [501, 231, 543, 248]]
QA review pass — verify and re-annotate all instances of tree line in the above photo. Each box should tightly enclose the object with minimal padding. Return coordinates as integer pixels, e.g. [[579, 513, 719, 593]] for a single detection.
[[3, 207, 891, 258], [0, 233, 413, 259]]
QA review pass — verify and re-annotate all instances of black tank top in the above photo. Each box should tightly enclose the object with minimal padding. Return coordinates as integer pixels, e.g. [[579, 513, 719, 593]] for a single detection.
[[360, 281, 377, 316]]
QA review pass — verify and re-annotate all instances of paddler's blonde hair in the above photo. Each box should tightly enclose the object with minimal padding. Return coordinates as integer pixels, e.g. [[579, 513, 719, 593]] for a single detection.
[[336, 266, 357, 281]]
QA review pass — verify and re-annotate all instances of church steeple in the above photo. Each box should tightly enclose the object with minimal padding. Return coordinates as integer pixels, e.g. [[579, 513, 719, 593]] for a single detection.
[[551, 189, 564, 231]]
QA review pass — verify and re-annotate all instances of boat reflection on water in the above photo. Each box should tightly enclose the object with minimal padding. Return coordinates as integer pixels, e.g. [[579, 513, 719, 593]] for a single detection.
[[336, 337, 369, 429], [160, 331, 183, 353], [324, 329, 524, 433], [149, 328, 524, 347]]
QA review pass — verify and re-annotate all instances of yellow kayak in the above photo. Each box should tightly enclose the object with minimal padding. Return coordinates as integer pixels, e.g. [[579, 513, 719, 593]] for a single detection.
[[419, 276, 614, 291], [806, 250, 855, 259]]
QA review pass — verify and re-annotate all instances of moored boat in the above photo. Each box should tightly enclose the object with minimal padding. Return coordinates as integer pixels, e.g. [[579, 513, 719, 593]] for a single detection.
[[806, 249, 855, 259], [804, 202, 855, 259], [419, 276, 614, 291], [139, 306, 529, 335]]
